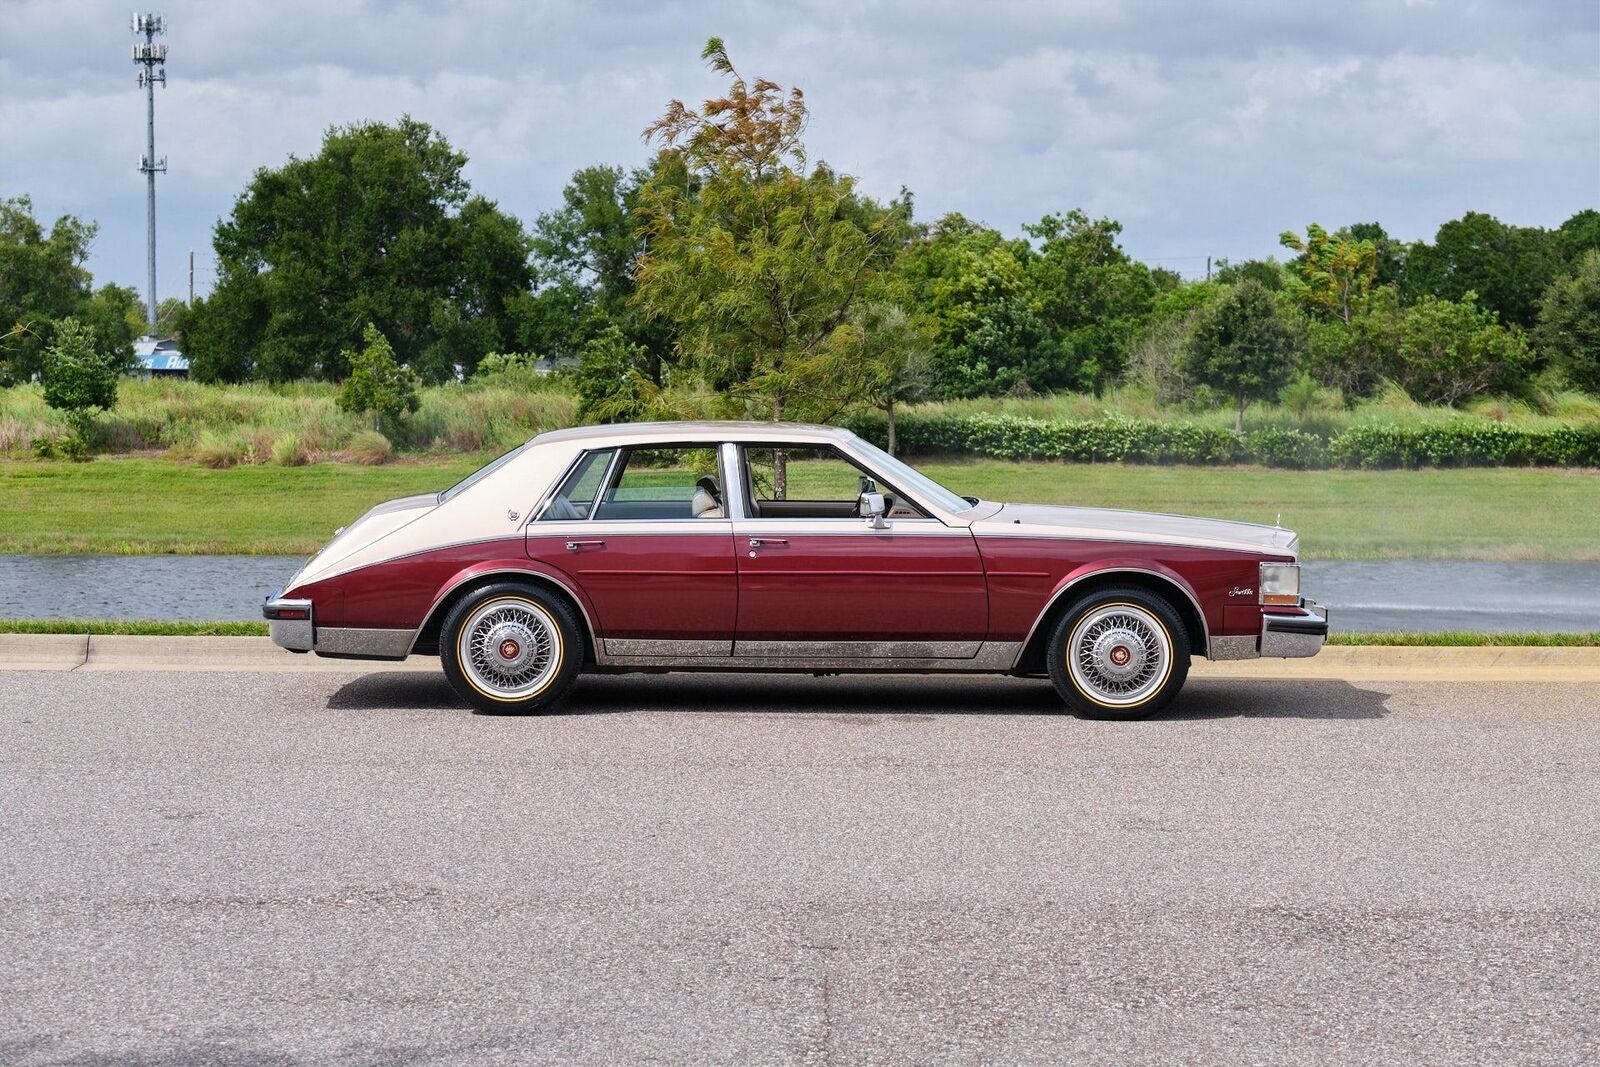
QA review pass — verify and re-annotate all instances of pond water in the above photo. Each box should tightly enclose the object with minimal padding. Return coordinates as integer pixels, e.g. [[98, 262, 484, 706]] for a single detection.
[[2, 555, 1597, 634]]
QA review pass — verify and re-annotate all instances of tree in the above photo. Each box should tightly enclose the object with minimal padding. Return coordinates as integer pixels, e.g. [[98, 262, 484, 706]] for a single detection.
[[1400, 212, 1560, 329], [1022, 211, 1157, 393], [1279, 223, 1377, 324], [634, 38, 904, 491], [849, 302, 931, 455], [1534, 250, 1600, 393], [1180, 280, 1300, 431], [570, 325, 656, 422], [0, 197, 136, 384], [41, 318, 119, 457], [336, 324, 421, 437], [187, 118, 532, 383], [1351, 289, 1532, 406], [527, 160, 680, 381], [896, 214, 1037, 396]]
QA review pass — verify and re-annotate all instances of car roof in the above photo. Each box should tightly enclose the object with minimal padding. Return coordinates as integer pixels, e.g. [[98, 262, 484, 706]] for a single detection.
[[531, 421, 857, 447]]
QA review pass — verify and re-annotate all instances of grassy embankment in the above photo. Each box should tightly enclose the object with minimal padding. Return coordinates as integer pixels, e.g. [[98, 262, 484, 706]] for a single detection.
[[2, 457, 1596, 559], [4, 378, 1598, 464], [3, 619, 1597, 645]]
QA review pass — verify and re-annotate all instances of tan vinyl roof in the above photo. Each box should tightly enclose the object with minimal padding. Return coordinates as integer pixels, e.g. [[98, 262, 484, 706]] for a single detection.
[[530, 421, 856, 446]]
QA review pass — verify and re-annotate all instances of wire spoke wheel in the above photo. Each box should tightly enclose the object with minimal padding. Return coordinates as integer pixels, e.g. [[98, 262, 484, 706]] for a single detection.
[[456, 597, 562, 701], [1066, 603, 1172, 707]]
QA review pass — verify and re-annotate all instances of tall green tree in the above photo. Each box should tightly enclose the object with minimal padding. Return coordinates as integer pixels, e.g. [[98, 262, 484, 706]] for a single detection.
[[634, 39, 904, 435], [1280, 223, 1378, 324], [848, 302, 931, 455], [1400, 212, 1560, 329], [1022, 210, 1157, 393], [0, 197, 137, 384], [187, 118, 532, 383], [1534, 249, 1600, 393], [896, 214, 1041, 396], [524, 160, 678, 380], [1180, 280, 1301, 431]]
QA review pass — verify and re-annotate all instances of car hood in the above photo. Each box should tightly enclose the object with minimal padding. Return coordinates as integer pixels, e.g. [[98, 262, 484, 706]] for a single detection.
[[288, 492, 440, 588], [973, 502, 1299, 556]]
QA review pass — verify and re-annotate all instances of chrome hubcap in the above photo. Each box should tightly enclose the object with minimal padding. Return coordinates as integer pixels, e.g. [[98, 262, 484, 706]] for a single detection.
[[1068, 604, 1170, 706], [459, 599, 561, 699]]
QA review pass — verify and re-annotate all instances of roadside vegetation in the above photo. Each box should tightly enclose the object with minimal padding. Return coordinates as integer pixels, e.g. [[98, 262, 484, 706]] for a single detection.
[[2, 457, 1594, 560], [2, 39, 1596, 475]]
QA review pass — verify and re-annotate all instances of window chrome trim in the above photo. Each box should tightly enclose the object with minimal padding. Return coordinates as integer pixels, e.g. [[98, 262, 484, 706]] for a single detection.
[[733, 441, 941, 525], [1011, 567, 1210, 670]]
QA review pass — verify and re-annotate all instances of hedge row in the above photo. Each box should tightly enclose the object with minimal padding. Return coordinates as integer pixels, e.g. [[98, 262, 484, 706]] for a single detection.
[[842, 412, 1600, 469]]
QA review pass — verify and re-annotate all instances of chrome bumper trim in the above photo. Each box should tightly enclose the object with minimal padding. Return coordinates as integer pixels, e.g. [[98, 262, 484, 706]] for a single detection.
[[263, 591, 314, 652], [313, 627, 415, 660], [1260, 600, 1328, 659]]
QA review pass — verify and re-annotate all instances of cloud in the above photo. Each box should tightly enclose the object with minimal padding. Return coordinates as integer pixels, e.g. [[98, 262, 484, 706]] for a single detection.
[[1, 0, 1594, 297]]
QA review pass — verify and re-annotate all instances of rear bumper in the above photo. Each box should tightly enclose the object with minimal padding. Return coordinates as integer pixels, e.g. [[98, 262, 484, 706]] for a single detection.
[[263, 590, 413, 660], [263, 591, 314, 652], [1260, 599, 1328, 658]]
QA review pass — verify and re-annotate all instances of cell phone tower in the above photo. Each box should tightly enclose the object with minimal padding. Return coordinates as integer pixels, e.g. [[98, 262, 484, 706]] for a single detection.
[[131, 13, 168, 336]]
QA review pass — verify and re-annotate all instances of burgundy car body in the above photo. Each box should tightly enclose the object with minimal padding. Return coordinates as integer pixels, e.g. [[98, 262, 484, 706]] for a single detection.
[[264, 422, 1326, 673]]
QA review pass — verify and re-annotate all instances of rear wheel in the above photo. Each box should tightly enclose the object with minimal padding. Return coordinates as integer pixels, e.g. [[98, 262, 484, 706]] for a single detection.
[[440, 582, 582, 714], [1046, 586, 1190, 720]]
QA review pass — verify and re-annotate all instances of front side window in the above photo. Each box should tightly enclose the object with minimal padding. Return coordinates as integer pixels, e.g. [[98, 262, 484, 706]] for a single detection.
[[536, 448, 616, 521], [592, 447, 726, 521], [742, 445, 927, 520]]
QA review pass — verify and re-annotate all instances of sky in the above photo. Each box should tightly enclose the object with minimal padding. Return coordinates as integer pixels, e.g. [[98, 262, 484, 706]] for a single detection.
[[2, 0, 1597, 305]]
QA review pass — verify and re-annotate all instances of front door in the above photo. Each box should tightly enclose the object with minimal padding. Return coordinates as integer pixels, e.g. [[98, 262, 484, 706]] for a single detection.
[[526, 445, 737, 656], [731, 444, 988, 657]]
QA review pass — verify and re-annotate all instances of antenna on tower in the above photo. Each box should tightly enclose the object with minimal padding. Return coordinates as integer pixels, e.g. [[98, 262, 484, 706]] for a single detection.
[[131, 12, 168, 337]]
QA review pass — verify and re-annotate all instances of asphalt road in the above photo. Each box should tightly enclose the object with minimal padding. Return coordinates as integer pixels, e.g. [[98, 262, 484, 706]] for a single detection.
[[2, 670, 1597, 1065]]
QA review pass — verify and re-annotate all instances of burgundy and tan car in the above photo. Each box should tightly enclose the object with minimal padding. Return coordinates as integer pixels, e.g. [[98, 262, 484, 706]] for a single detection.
[[265, 421, 1327, 718]]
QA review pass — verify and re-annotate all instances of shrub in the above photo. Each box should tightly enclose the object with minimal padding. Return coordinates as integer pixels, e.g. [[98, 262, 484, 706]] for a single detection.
[[41, 318, 119, 460], [346, 429, 394, 465], [337, 324, 421, 437], [194, 430, 246, 469], [270, 432, 311, 467], [844, 409, 1600, 469]]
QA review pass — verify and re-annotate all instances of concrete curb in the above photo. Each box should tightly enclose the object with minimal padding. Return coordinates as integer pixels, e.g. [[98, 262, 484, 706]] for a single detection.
[[1, 634, 1599, 681]]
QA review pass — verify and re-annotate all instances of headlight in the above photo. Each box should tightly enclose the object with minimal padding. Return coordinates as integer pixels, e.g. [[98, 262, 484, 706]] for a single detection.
[[1259, 563, 1301, 606]]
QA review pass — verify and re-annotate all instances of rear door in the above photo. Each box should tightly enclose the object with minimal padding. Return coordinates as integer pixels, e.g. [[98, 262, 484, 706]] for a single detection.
[[730, 444, 988, 657], [527, 445, 737, 656]]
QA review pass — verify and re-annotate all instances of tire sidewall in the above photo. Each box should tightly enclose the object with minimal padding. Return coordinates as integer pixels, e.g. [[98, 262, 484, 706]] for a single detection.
[[1047, 586, 1191, 720], [440, 582, 583, 714]]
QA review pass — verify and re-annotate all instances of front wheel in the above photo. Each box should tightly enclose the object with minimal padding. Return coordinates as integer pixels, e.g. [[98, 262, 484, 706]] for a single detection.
[[440, 582, 583, 714], [1046, 587, 1190, 720]]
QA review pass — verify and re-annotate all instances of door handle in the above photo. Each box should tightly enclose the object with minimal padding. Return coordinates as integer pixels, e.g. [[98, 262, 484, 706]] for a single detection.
[[747, 538, 788, 548], [564, 540, 606, 551]]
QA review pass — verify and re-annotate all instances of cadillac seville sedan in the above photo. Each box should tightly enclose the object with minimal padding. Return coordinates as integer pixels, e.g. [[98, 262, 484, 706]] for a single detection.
[[265, 422, 1327, 719]]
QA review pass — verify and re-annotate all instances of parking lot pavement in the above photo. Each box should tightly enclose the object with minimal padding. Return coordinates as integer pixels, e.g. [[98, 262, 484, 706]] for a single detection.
[[2, 670, 1598, 1065]]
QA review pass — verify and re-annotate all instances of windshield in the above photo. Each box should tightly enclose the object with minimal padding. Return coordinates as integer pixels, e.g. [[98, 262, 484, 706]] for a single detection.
[[847, 436, 975, 514], [438, 441, 532, 503]]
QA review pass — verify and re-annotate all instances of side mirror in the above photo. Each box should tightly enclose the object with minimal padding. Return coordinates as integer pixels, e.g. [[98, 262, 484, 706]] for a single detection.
[[860, 491, 889, 530]]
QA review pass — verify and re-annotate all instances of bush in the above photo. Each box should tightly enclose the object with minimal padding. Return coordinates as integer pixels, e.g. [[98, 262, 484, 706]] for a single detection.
[[270, 432, 311, 467], [346, 429, 394, 465], [844, 410, 1600, 469]]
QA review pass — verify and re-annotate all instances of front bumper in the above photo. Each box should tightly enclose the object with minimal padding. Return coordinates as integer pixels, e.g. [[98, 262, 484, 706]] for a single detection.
[[263, 591, 314, 652], [1260, 599, 1328, 658]]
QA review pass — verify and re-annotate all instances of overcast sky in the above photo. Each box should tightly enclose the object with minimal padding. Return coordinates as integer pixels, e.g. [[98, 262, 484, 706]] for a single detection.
[[3, 0, 1596, 303]]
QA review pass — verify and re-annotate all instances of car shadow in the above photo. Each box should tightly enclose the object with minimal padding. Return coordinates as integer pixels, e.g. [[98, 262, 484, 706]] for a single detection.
[[327, 671, 1390, 721]]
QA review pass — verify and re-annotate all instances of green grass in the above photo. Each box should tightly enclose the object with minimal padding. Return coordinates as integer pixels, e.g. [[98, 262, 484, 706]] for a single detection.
[[916, 460, 1600, 561], [3, 456, 1597, 559], [2, 619, 1594, 645], [0, 619, 269, 636], [1326, 632, 1600, 646], [0, 457, 480, 554]]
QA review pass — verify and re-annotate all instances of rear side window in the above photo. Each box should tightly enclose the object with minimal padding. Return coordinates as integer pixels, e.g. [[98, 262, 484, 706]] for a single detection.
[[536, 449, 615, 521], [592, 447, 724, 521]]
